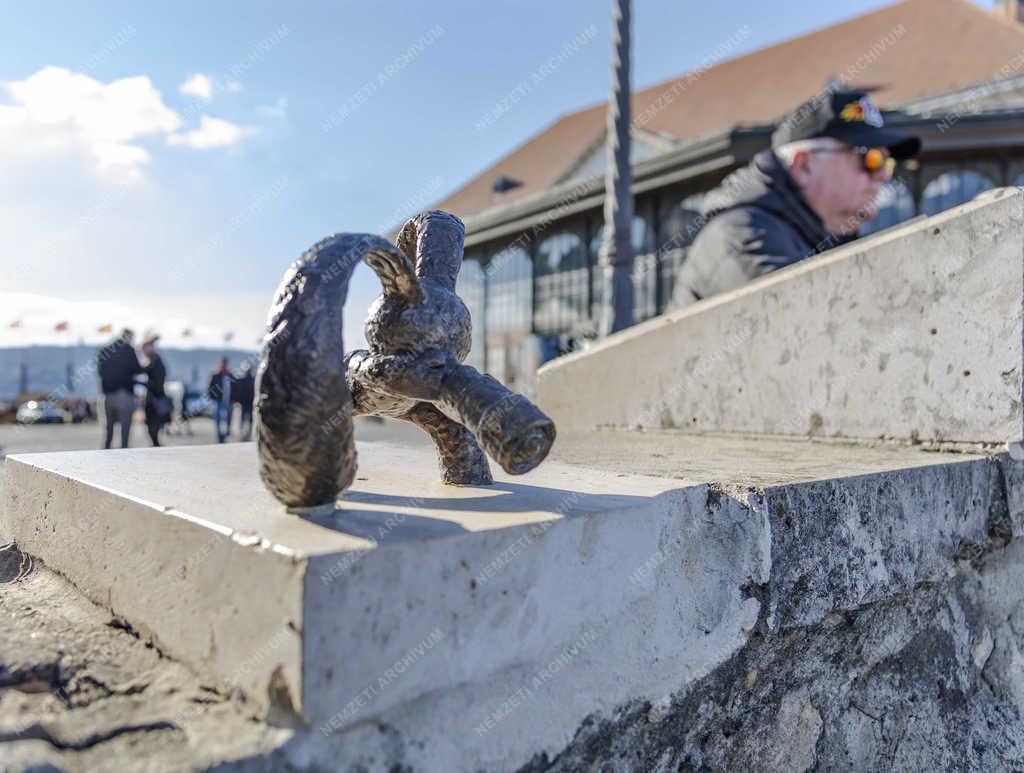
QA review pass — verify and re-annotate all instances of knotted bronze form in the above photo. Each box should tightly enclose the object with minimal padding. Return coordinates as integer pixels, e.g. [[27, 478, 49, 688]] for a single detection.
[[256, 210, 556, 510]]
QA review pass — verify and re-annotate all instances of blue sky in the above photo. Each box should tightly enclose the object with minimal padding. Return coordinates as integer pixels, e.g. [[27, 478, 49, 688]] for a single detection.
[[0, 0, 990, 349]]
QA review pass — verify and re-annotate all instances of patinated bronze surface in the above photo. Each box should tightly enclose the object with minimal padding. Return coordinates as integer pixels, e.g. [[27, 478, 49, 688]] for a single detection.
[[256, 210, 556, 509]]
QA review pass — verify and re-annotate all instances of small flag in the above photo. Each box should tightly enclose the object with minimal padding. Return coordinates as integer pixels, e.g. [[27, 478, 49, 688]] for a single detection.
[[55, 321, 69, 332], [8, 319, 21, 329], [97, 323, 113, 334], [181, 328, 193, 338]]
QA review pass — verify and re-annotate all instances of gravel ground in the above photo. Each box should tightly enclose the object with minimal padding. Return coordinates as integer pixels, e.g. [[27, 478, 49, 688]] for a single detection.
[[0, 543, 289, 772]]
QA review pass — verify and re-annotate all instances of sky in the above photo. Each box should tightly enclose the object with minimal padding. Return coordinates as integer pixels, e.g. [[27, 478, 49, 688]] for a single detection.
[[0, 0, 992, 351]]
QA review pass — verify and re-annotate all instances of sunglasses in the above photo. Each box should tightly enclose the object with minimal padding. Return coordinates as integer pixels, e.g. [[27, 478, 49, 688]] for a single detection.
[[810, 145, 896, 174]]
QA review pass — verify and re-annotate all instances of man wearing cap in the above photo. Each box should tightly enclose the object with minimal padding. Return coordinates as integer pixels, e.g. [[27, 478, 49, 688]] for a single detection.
[[670, 90, 921, 308]]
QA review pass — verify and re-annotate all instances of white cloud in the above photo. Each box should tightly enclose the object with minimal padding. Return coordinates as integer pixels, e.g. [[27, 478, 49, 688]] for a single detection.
[[0, 66, 181, 177], [0, 289, 272, 350], [179, 72, 215, 101], [257, 96, 287, 119], [168, 115, 258, 149]]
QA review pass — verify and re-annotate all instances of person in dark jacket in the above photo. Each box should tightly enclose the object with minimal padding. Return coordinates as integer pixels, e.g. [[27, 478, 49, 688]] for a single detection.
[[141, 335, 170, 447], [97, 328, 142, 449], [671, 90, 920, 308], [232, 362, 256, 441], [208, 358, 234, 443]]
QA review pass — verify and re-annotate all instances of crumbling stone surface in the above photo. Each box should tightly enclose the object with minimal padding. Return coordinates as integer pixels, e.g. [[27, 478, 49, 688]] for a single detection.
[[520, 539, 1024, 773], [0, 543, 287, 773]]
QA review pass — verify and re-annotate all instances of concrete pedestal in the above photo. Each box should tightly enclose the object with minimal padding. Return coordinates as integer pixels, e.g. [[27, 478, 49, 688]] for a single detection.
[[2, 434, 1011, 770]]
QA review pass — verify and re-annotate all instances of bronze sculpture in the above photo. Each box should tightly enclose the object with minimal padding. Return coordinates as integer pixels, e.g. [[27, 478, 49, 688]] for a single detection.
[[256, 210, 556, 510]]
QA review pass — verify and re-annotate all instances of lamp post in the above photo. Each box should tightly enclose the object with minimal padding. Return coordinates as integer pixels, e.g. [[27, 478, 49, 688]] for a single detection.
[[598, 0, 635, 336]]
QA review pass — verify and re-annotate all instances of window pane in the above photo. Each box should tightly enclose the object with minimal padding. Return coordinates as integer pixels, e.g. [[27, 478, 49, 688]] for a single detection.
[[483, 245, 532, 388], [534, 232, 588, 335], [656, 193, 705, 312], [455, 259, 485, 371], [859, 178, 916, 235], [921, 170, 994, 216]]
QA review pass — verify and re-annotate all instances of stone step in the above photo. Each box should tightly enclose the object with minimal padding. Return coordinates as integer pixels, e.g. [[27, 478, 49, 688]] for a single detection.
[[1, 436, 1013, 770]]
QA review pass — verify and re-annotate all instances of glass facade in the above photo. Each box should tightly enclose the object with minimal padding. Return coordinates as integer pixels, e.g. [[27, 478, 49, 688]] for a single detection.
[[534, 230, 588, 336], [482, 244, 532, 389], [859, 179, 916, 236], [455, 257, 485, 372], [921, 170, 995, 216]]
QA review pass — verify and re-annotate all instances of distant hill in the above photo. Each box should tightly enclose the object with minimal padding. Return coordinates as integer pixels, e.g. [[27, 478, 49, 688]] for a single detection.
[[0, 345, 259, 399]]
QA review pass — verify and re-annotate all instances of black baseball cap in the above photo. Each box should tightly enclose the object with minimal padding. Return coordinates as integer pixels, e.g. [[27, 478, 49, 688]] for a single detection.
[[772, 89, 921, 160]]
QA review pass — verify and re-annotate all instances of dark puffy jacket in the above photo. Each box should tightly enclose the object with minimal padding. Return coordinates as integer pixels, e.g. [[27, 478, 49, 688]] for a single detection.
[[671, 150, 852, 308], [232, 373, 255, 409], [97, 340, 142, 394], [145, 354, 167, 400]]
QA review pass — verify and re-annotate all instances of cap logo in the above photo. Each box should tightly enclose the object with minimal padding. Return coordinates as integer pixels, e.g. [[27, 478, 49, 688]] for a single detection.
[[840, 96, 884, 127]]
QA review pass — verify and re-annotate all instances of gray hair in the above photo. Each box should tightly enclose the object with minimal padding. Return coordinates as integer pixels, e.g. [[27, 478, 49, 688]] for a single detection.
[[774, 137, 842, 167]]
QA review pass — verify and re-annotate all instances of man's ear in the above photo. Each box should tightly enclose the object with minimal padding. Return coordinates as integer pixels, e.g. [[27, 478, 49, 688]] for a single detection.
[[787, 150, 814, 186]]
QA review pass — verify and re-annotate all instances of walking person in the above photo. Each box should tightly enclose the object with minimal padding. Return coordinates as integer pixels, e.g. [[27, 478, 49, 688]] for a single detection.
[[233, 362, 256, 441], [208, 358, 234, 443], [141, 335, 172, 447], [97, 328, 142, 449]]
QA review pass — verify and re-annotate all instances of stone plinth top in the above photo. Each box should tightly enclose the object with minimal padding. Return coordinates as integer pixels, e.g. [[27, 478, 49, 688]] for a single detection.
[[550, 429, 989, 486], [6, 441, 685, 556]]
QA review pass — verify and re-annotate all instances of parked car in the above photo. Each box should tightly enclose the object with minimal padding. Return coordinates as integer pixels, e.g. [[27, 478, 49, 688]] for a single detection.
[[15, 400, 70, 425]]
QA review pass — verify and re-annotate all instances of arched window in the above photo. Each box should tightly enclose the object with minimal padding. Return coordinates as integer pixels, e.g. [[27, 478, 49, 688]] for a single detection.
[[631, 214, 650, 254], [656, 193, 704, 311], [921, 170, 994, 217], [535, 232, 588, 335], [484, 246, 531, 334], [455, 258, 485, 371], [483, 245, 532, 387], [859, 179, 916, 236], [588, 215, 650, 258]]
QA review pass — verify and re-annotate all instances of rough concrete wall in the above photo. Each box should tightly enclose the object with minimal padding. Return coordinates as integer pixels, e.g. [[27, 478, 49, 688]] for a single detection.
[[536, 188, 1024, 445], [511, 454, 1024, 772], [519, 539, 1024, 772]]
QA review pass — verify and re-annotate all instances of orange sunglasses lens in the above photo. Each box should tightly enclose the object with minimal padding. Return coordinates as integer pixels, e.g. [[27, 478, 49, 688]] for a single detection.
[[863, 148, 895, 173]]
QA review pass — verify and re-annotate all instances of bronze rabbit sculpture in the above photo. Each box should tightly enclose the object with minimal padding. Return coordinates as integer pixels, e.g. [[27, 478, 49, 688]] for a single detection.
[[256, 210, 556, 510]]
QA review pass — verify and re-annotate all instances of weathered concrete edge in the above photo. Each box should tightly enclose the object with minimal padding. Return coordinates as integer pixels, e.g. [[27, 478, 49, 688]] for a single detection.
[[0, 454, 307, 721]]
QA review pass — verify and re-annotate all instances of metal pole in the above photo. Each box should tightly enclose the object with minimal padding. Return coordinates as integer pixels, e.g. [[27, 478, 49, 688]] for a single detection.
[[598, 0, 635, 336]]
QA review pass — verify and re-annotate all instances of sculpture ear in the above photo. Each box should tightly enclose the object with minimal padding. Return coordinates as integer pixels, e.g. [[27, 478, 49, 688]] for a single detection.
[[364, 244, 424, 305], [400, 211, 465, 289]]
